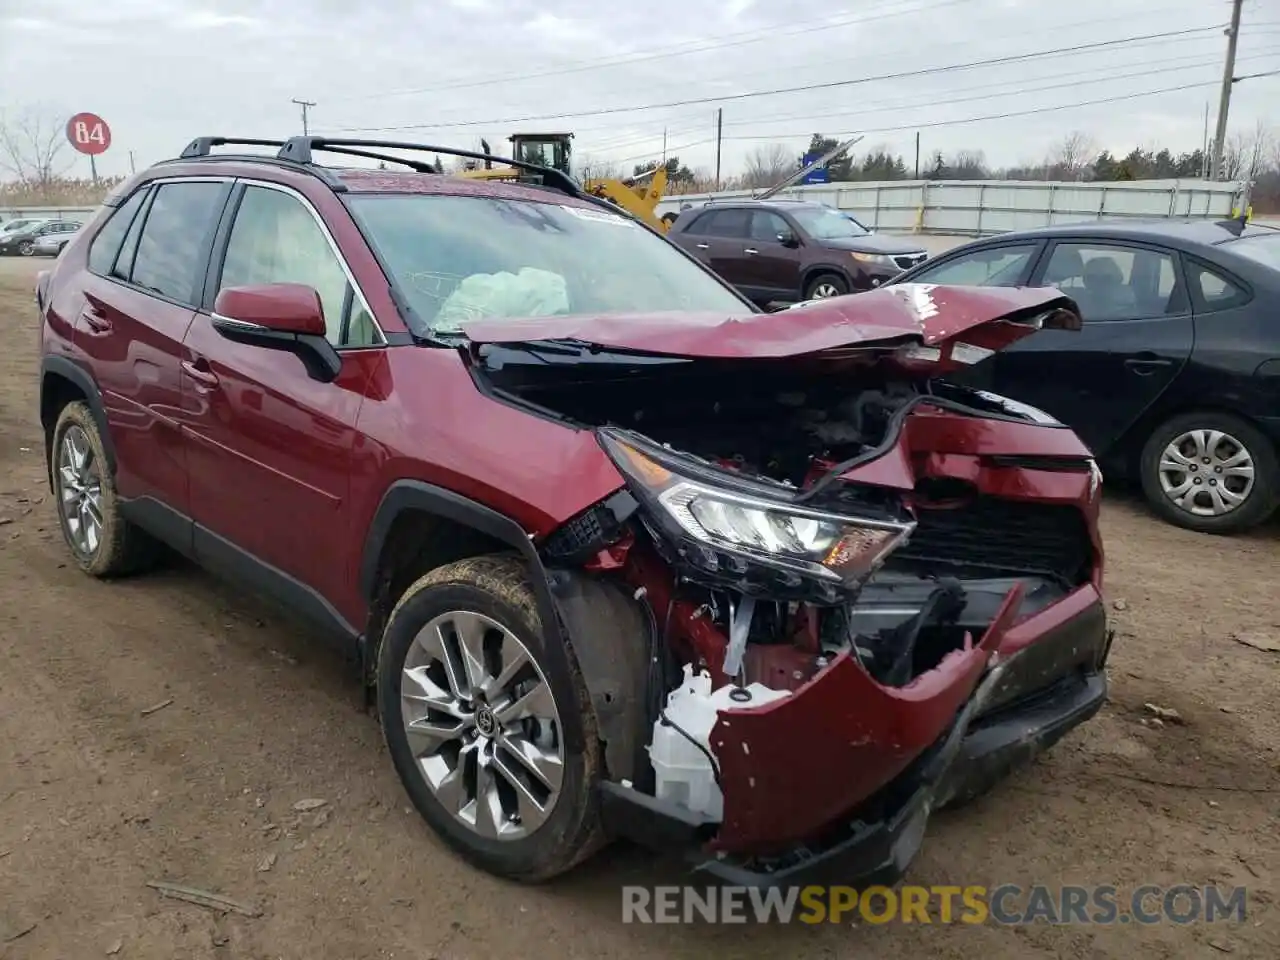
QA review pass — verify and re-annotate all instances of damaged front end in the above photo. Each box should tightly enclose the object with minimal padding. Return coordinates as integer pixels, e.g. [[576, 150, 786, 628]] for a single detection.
[[472, 285, 1112, 884]]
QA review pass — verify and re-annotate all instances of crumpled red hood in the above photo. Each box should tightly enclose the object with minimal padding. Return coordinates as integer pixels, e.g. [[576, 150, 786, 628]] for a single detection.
[[462, 284, 1080, 366]]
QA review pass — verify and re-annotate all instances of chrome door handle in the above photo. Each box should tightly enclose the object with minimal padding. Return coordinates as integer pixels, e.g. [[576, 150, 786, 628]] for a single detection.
[[744, 248, 759, 255], [181, 359, 219, 388], [695, 243, 710, 250], [80, 306, 111, 333]]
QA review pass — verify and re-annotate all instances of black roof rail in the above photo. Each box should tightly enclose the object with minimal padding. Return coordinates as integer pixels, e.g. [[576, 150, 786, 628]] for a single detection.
[[174, 137, 349, 190], [173, 135, 634, 215], [277, 136, 583, 199], [180, 137, 289, 158]]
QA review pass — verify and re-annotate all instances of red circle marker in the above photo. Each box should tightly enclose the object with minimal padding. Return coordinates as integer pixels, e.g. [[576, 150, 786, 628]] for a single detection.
[[66, 112, 112, 156]]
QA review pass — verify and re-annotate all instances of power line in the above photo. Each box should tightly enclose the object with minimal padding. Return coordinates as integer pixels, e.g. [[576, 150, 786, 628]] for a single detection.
[[502, 41, 1278, 163], [583, 53, 1259, 160], [614, 137, 719, 167], [405, 7, 1225, 134], [591, 53, 1277, 163], [456, 37, 1277, 155], [716, 48, 1278, 134], [721, 79, 1232, 142], [325, 0, 982, 104], [323, 24, 1225, 135]]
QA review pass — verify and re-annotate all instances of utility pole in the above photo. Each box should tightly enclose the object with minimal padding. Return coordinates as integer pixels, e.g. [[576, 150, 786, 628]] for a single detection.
[[292, 98, 317, 136], [714, 108, 723, 191], [662, 128, 667, 164], [129, 150, 137, 175], [1209, 0, 1243, 180], [1201, 102, 1210, 178], [914, 131, 920, 179]]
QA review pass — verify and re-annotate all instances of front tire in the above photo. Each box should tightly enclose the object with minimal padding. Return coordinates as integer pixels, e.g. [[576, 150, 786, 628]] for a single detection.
[[377, 555, 604, 881], [1139, 411, 1279, 534], [50, 402, 159, 576], [804, 272, 848, 301], [18, 240, 34, 257]]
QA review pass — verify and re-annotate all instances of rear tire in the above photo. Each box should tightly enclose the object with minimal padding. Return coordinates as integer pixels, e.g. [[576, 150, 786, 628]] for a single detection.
[[50, 402, 160, 576], [377, 554, 605, 881], [804, 272, 848, 301], [1139, 411, 1279, 534]]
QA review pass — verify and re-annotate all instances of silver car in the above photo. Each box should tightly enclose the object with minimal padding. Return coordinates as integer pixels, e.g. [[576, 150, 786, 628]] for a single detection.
[[33, 222, 82, 257], [0, 219, 82, 257]]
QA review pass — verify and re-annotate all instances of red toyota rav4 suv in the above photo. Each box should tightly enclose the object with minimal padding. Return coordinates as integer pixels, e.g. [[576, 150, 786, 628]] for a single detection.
[[35, 136, 1111, 885]]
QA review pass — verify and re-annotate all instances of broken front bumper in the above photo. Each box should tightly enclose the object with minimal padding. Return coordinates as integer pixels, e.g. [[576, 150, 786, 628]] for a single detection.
[[599, 587, 1111, 887]]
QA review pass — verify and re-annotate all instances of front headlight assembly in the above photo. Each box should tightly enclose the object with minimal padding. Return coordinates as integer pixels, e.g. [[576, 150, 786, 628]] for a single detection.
[[599, 430, 914, 597], [850, 251, 899, 268]]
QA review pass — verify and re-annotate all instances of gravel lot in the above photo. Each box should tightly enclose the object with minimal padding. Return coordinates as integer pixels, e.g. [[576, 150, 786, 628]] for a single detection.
[[1, 255, 1277, 959]]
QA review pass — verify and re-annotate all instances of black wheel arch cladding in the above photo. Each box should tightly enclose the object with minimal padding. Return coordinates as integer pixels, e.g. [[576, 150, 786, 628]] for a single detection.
[[41, 356, 118, 481], [360, 479, 598, 754]]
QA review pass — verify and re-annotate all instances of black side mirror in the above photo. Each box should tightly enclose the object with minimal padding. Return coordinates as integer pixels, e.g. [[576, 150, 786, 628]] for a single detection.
[[777, 230, 799, 248]]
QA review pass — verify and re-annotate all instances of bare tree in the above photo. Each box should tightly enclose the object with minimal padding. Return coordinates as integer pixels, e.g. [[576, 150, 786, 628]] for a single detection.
[[1222, 121, 1272, 181], [950, 149, 988, 179], [0, 109, 75, 190], [741, 143, 793, 190], [1047, 130, 1096, 180], [575, 155, 622, 182]]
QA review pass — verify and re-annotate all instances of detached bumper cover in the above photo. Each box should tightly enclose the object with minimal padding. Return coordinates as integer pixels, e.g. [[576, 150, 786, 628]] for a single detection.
[[599, 590, 1111, 886]]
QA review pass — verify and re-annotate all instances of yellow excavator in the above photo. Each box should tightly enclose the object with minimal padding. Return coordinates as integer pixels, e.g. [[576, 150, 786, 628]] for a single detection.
[[460, 132, 671, 233]]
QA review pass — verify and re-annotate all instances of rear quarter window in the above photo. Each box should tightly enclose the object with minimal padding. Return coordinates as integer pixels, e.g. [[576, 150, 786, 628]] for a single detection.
[[88, 189, 149, 276], [1187, 259, 1251, 312]]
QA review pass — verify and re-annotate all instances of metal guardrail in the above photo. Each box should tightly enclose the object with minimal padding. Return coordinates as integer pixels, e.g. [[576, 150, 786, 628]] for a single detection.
[[0, 205, 99, 224]]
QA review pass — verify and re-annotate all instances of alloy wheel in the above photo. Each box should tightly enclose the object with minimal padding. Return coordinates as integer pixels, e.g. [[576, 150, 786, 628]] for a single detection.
[[811, 282, 842, 298], [57, 425, 104, 556], [400, 610, 564, 840], [18, 241, 33, 257], [1157, 428, 1255, 517]]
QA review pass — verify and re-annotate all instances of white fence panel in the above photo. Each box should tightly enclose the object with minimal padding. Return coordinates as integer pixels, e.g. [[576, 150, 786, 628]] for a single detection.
[[657, 179, 1245, 236]]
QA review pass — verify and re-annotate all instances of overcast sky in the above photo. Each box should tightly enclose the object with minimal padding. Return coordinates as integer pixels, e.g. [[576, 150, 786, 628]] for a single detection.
[[1, 0, 1276, 181]]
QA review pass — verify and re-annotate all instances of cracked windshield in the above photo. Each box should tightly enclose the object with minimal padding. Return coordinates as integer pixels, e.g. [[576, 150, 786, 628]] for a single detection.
[[348, 194, 748, 332]]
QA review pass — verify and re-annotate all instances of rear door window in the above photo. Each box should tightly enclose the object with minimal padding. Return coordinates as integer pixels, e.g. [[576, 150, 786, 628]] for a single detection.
[[128, 181, 226, 305], [700, 208, 752, 239], [1036, 242, 1183, 321]]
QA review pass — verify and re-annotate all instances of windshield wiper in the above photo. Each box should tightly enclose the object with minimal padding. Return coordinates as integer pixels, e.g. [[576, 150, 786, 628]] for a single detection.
[[476, 338, 694, 368]]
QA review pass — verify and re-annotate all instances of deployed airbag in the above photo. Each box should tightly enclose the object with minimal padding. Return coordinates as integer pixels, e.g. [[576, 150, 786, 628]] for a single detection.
[[438, 267, 569, 331]]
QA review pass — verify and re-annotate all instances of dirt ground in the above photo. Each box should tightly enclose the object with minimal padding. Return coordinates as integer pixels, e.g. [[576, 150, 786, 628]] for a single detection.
[[1, 255, 1277, 960]]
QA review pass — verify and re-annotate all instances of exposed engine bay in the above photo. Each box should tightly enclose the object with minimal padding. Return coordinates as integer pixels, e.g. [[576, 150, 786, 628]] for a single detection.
[[475, 344, 1043, 489], [477, 343, 1100, 828]]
